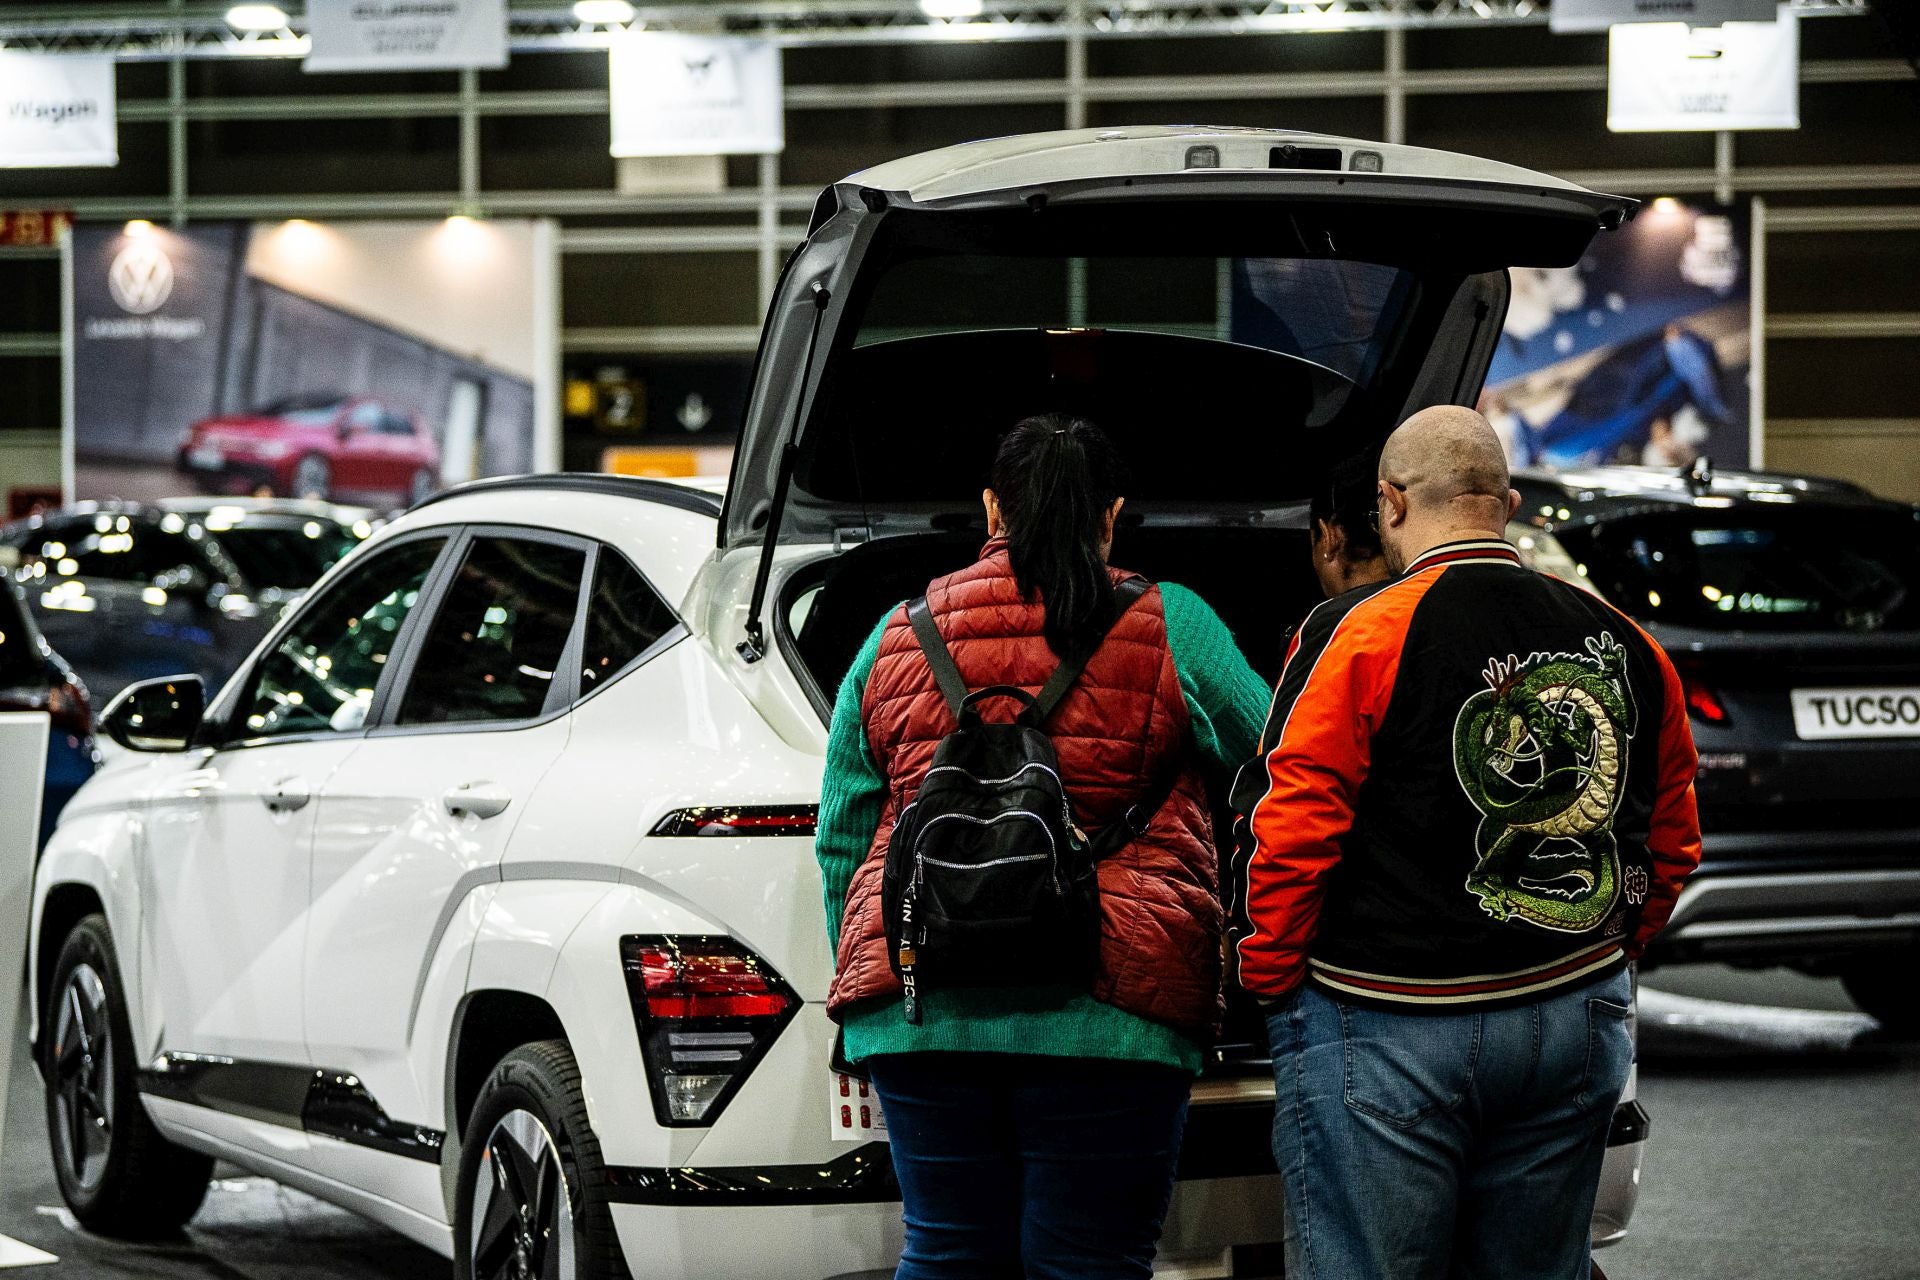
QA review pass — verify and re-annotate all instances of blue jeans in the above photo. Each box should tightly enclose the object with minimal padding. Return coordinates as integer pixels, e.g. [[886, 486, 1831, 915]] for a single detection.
[[1266, 969, 1633, 1280], [866, 1053, 1191, 1280]]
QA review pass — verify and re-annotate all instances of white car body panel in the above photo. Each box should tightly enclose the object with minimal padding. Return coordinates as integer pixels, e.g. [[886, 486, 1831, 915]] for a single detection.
[[304, 713, 571, 1136], [847, 126, 1599, 207]]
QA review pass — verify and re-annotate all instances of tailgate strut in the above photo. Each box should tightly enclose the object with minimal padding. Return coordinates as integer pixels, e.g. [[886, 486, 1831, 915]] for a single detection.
[[739, 279, 832, 663]]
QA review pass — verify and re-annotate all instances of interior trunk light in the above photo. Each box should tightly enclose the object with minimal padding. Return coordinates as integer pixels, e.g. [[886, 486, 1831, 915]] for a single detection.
[[650, 805, 819, 838], [621, 936, 799, 1126]]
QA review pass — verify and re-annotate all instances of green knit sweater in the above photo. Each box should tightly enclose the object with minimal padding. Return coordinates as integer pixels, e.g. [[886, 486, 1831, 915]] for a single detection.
[[815, 582, 1270, 1075]]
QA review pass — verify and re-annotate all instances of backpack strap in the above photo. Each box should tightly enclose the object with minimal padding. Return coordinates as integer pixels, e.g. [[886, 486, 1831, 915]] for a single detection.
[[906, 595, 969, 720], [1030, 575, 1154, 723]]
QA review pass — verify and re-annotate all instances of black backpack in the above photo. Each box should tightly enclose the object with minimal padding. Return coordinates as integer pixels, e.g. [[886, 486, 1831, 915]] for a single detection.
[[880, 577, 1169, 1024]]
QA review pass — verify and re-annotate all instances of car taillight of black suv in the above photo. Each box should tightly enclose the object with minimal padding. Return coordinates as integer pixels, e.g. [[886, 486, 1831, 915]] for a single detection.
[[1512, 465, 1920, 1034]]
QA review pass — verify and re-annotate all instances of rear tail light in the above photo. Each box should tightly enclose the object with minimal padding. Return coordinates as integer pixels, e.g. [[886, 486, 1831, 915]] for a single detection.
[[621, 935, 799, 1127], [650, 805, 818, 838], [1679, 672, 1730, 726]]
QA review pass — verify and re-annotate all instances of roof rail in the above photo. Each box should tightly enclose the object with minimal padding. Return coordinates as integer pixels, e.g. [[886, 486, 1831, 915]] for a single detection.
[[408, 473, 724, 519]]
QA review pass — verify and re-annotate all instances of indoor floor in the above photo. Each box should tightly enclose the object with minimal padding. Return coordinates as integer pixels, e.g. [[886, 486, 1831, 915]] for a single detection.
[[4, 966, 1916, 1280]]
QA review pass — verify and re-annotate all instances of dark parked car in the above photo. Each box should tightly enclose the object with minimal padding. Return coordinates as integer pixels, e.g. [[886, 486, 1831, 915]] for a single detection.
[[0, 499, 370, 706], [0, 571, 97, 846], [177, 393, 441, 506], [1510, 463, 1920, 1032]]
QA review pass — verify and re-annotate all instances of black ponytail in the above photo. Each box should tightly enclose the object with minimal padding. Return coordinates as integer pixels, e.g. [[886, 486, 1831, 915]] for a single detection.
[[991, 414, 1129, 661]]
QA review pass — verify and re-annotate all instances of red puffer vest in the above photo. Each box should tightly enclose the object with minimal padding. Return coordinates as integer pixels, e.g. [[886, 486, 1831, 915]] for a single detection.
[[827, 541, 1224, 1038]]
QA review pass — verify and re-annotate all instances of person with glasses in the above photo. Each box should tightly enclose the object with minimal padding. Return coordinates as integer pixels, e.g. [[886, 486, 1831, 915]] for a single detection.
[[1227, 405, 1703, 1280]]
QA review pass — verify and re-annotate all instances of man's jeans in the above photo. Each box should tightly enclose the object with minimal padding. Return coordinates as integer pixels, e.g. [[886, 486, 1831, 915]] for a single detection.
[[866, 1053, 1190, 1280], [1265, 968, 1634, 1280]]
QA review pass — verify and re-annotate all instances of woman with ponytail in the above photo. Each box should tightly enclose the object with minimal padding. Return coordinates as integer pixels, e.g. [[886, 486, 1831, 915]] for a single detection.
[[815, 415, 1269, 1279]]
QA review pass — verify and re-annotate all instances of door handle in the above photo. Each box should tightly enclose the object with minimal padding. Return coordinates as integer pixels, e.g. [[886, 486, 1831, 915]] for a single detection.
[[265, 777, 310, 813], [444, 781, 511, 821]]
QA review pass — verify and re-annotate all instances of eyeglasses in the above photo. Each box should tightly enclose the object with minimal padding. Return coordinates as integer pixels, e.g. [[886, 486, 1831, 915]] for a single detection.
[[1368, 480, 1407, 533]]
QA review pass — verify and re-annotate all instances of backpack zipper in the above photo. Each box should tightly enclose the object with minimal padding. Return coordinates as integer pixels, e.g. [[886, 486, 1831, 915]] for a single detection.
[[922, 762, 1064, 789], [914, 810, 1057, 868]]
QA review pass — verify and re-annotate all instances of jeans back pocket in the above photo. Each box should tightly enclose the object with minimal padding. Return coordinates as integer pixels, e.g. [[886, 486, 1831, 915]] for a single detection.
[[1578, 996, 1634, 1112], [1338, 1002, 1481, 1129]]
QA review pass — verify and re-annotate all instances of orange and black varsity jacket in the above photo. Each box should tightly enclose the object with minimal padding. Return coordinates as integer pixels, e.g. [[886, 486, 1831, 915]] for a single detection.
[[1227, 538, 1703, 1010]]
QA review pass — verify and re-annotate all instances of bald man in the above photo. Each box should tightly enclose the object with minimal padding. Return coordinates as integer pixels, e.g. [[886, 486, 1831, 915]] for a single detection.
[[1226, 407, 1703, 1279]]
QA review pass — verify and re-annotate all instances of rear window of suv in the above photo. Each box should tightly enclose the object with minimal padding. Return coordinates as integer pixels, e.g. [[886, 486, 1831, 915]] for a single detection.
[[1556, 507, 1920, 632], [856, 253, 1411, 388]]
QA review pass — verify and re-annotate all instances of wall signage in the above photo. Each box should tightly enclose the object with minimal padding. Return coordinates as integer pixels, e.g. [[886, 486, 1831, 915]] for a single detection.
[[0, 53, 117, 169], [1609, 12, 1799, 132], [609, 33, 784, 158], [304, 0, 509, 73]]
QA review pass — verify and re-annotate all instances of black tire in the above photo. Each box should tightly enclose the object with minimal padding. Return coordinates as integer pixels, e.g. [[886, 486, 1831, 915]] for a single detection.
[[454, 1040, 631, 1280], [1841, 951, 1920, 1036], [42, 914, 214, 1238]]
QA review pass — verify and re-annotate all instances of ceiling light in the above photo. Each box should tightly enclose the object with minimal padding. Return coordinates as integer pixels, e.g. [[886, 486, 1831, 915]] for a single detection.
[[226, 4, 289, 30], [123, 219, 155, 237], [573, 0, 636, 23], [920, 0, 986, 16]]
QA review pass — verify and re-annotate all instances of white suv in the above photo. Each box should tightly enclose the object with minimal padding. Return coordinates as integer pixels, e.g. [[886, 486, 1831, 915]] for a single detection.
[[29, 127, 1648, 1279]]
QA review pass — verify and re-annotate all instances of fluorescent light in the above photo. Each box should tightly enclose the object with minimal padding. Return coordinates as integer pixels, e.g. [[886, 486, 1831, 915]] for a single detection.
[[226, 4, 289, 30], [572, 0, 635, 23], [920, 0, 985, 16]]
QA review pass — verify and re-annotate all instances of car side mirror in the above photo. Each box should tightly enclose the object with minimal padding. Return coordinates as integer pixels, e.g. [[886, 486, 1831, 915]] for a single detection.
[[101, 676, 205, 752]]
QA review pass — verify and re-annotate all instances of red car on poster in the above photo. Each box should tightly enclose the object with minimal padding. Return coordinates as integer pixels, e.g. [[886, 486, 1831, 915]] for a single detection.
[[177, 394, 441, 507]]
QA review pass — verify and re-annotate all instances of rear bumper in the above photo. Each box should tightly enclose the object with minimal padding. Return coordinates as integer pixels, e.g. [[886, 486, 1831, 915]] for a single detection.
[[1647, 861, 1920, 965], [611, 1075, 1644, 1277]]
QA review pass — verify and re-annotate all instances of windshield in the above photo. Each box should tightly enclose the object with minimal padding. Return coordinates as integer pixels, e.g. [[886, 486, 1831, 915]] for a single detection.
[[213, 522, 362, 592], [1556, 507, 1920, 632]]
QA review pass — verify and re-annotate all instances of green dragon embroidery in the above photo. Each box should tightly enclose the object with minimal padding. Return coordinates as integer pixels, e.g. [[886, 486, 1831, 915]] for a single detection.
[[1452, 633, 1637, 933]]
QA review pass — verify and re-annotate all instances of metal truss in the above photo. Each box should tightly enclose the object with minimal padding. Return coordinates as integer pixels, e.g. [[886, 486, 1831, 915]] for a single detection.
[[0, 0, 1873, 59]]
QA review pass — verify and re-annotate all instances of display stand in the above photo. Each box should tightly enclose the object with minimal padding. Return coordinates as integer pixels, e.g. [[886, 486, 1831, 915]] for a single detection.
[[0, 712, 58, 1268]]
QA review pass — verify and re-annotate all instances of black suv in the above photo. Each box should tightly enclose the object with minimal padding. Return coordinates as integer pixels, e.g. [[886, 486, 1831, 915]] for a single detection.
[[1509, 463, 1920, 1031]]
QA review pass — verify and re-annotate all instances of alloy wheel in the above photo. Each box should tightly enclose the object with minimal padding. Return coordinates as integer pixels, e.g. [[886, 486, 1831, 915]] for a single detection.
[[291, 454, 332, 499], [50, 963, 115, 1195], [469, 1108, 576, 1280]]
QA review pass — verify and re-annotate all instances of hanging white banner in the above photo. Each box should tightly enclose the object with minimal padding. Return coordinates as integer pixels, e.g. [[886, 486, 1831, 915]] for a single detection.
[[1551, 0, 1776, 34], [609, 33, 784, 158], [1609, 13, 1800, 133], [0, 53, 118, 169], [304, 0, 508, 73]]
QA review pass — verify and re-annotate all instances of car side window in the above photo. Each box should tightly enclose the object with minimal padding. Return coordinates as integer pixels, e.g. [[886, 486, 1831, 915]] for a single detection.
[[236, 537, 445, 739], [380, 411, 415, 437], [396, 536, 588, 726], [579, 549, 680, 695], [348, 402, 384, 432]]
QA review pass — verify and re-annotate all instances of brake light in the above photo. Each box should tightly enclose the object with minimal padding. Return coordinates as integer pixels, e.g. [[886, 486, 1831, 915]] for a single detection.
[[1680, 673, 1730, 726], [621, 936, 799, 1126]]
